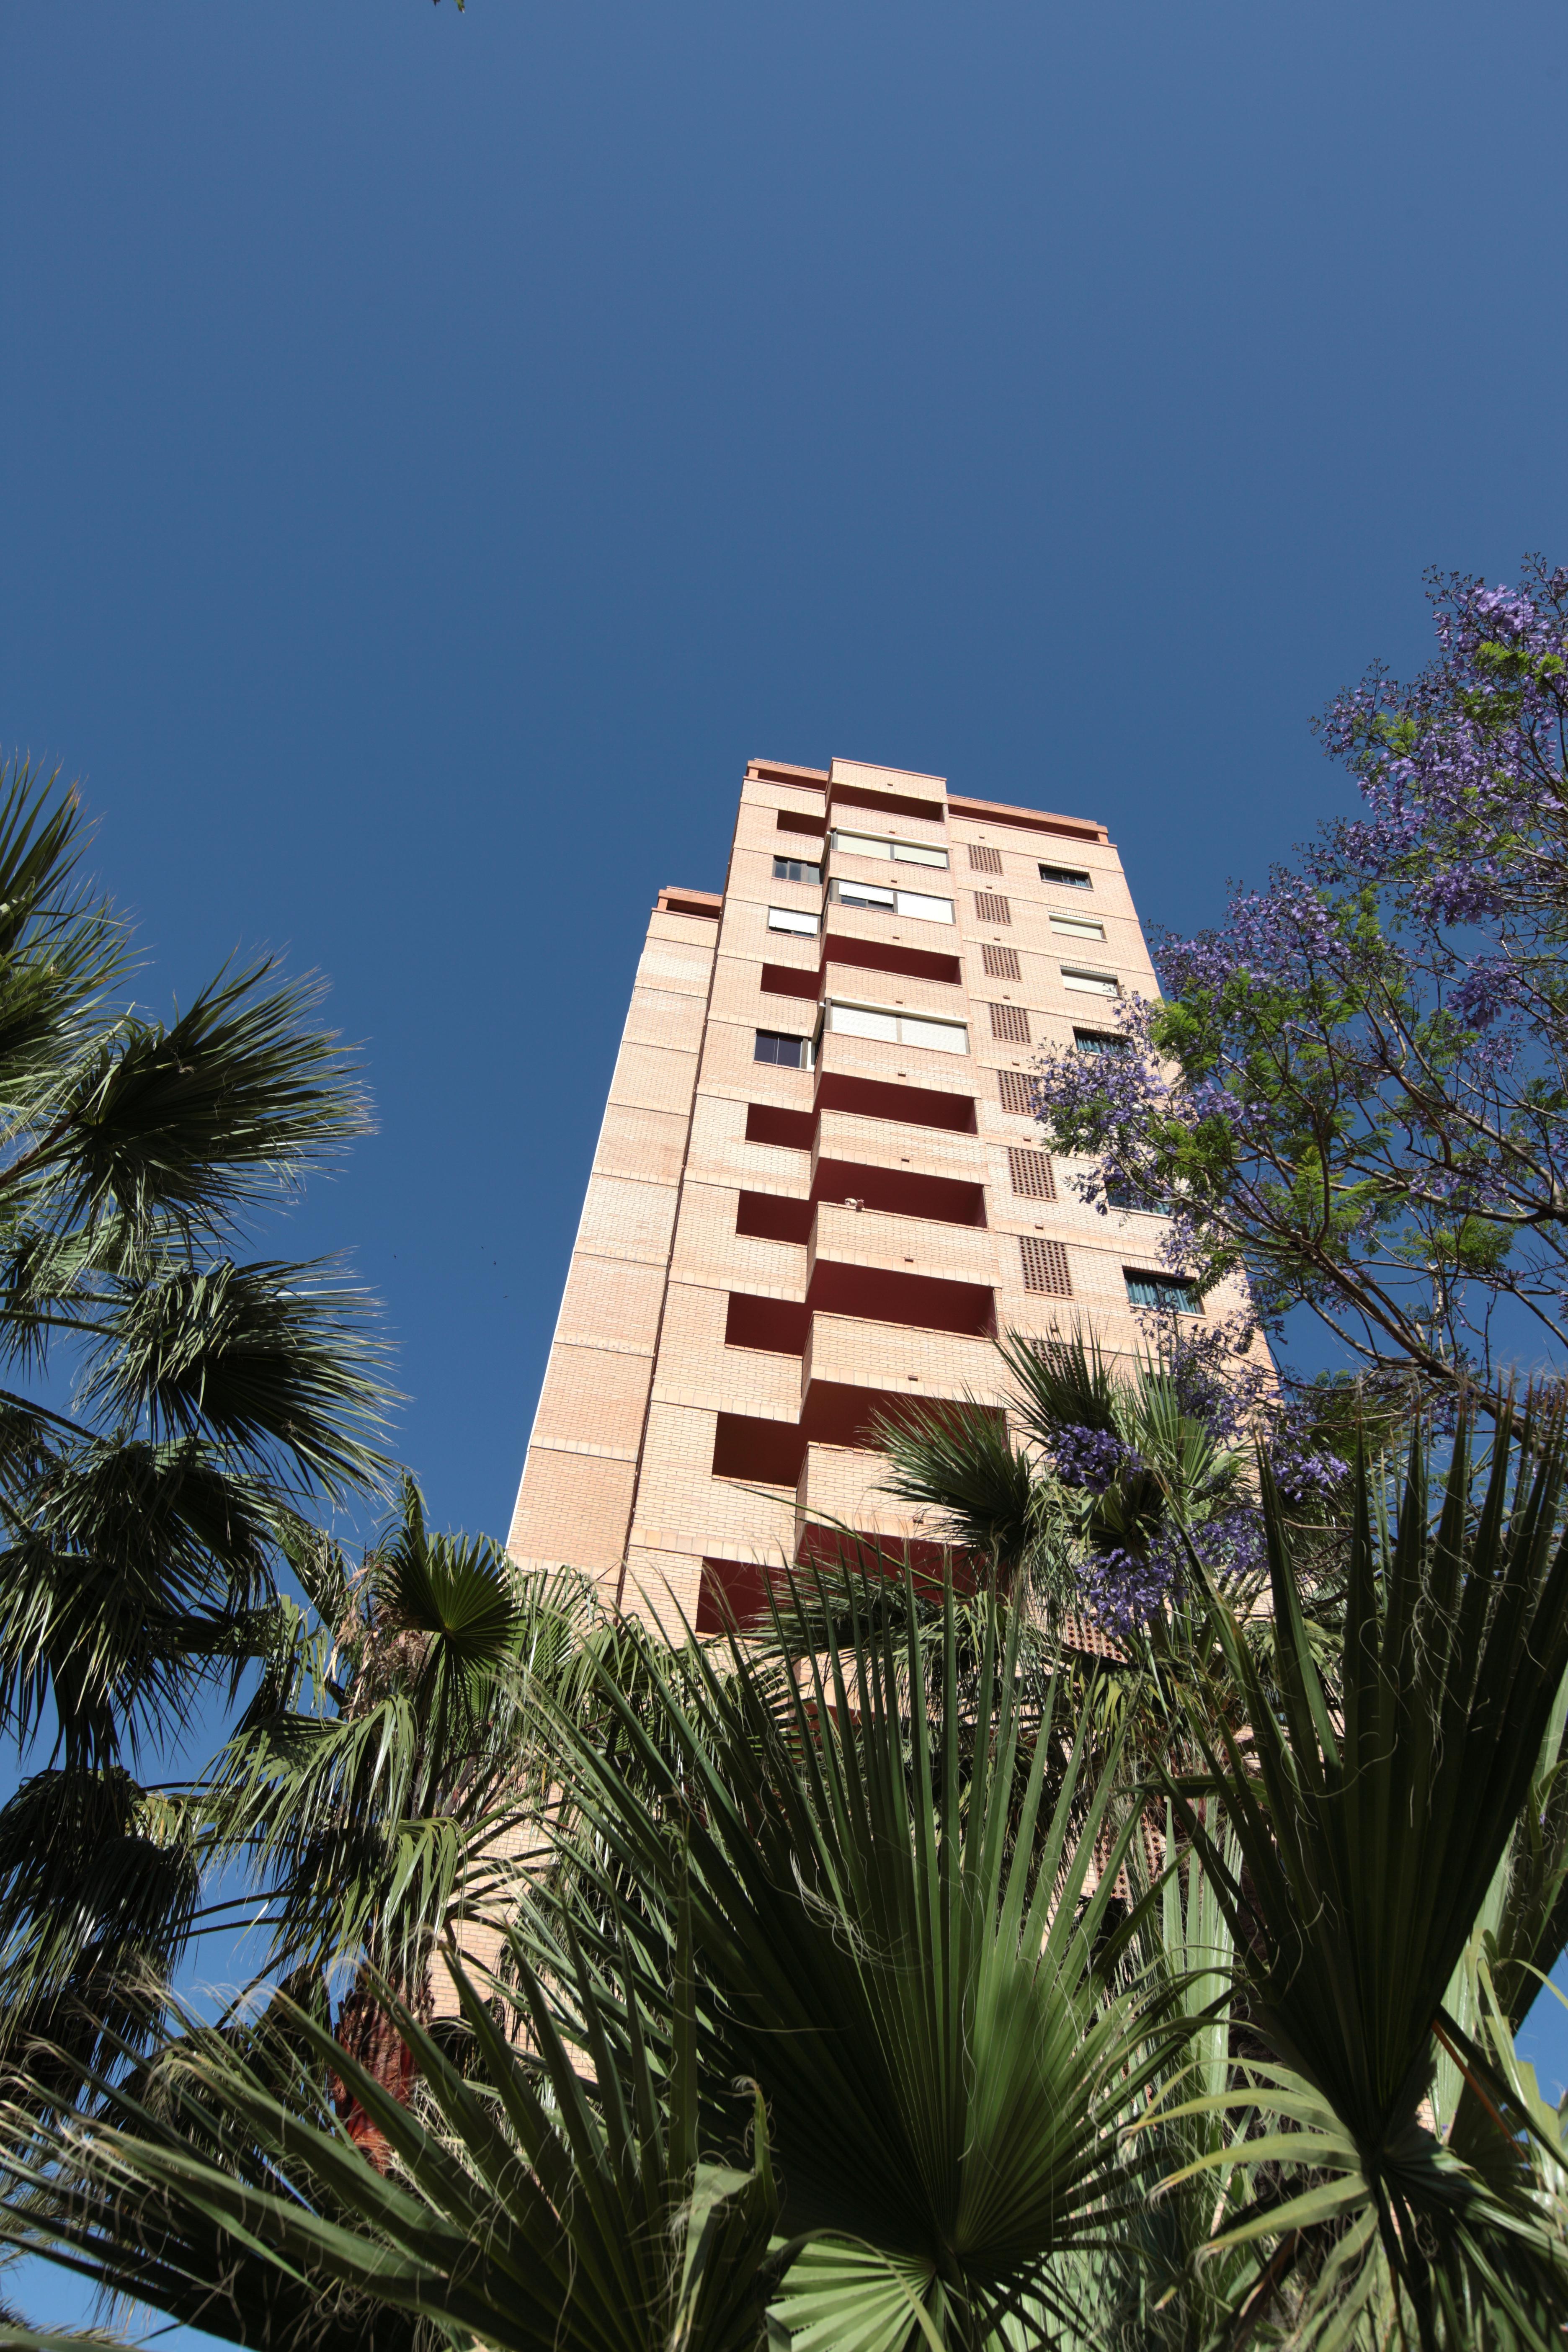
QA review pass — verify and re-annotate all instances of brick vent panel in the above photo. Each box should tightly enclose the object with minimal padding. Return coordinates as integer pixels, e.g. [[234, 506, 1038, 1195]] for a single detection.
[[989, 1001, 1031, 1043], [981, 944, 1021, 979], [1020, 1235, 1072, 1295], [997, 1070, 1035, 1116], [1008, 1147, 1056, 1200], [974, 893, 1011, 925], [968, 843, 1004, 874]]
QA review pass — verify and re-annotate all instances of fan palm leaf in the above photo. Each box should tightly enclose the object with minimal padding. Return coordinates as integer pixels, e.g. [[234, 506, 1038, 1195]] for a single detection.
[[1168, 1400, 1568, 2346], [536, 1573, 1188, 2349], [0, 1896, 780, 2352]]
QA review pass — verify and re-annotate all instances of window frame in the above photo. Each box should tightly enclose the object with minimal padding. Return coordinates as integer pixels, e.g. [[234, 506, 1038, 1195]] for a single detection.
[[826, 998, 969, 1056], [829, 879, 954, 926], [830, 828, 949, 872], [1048, 913, 1106, 941], [771, 854, 823, 885], [1124, 1271, 1202, 1315], [1039, 863, 1093, 890], [767, 904, 821, 937], [753, 1028, 816, 1071], [1060, 965, 1119, 997]]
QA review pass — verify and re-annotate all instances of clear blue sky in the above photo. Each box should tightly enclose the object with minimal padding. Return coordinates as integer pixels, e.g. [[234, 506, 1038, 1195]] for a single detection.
[[4, 0, 1568, 2327]]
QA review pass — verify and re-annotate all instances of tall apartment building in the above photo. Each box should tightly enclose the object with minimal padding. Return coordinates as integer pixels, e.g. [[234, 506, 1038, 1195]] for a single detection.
[[507, 756, 1205, 1633]]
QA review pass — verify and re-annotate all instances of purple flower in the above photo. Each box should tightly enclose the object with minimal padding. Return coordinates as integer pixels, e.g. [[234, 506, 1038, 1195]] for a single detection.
[[1051, 1423, 1135, 1491]]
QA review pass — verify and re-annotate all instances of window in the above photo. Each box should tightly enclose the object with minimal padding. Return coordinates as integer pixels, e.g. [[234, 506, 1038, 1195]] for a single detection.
[[828, 1001, 967, 1055], [1074, 1028, 1127, 1055], [989, 1002, 1031, 1043], [1040, 864, 1092, 890], [974, 893, 1011, 925], [1008, 1147, 1056, 1200], [768, 905, 820, 936], [836, 877, 896, 913], [1061, 967, 1118, 996], [1124, 1271, 1201, 1314], [754, 1029, 814, 1070], [832, 829, 949, 870], [773, 855, 822, 885], [1020, 1236, 1072, 1295], [968, 843, 1004, 874], [830, 880, 954, 925], [893, 889, 955, 924], [998, 1070, 1035, 1115], [1049, 913, 1105, 941], [982, 944, 1021, 980]]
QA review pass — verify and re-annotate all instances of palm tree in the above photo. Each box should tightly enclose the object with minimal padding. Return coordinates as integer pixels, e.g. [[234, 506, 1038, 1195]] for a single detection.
[[206, 1481, 604, 2156], [876, 1326, 1256, 1636], [0, 756, 390, 2089], [1163, 1398, 1568, 2347], [5, 1407, 1568, 2349]]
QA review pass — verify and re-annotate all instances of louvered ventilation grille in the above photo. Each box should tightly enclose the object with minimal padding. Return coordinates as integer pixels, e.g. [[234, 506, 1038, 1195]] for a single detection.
[[974, 893, 1011, 925], [989, 1002, 1031, 1043], [1008, 1148, 1056, 1200], [982, 944, 1021, 979], [998, 1070, 1034, 1115], [968, 844, 1004, 873], [1020, 1236, 1072, 1295]]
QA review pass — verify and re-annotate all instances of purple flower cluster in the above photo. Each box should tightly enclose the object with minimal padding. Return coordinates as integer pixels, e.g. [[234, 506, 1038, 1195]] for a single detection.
[[1051, 1422, 1135, 1492], [1080, 1541, 1173, 1635], [1029, 562, 1568, 1380]]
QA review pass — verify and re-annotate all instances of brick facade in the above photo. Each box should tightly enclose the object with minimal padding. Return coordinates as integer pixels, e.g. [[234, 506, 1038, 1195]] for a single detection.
[[507, 757, 1243, 1634]]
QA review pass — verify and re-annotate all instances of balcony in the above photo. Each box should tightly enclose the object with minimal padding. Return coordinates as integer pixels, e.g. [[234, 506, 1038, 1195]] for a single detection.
[[808, 1201, 995, 1289]]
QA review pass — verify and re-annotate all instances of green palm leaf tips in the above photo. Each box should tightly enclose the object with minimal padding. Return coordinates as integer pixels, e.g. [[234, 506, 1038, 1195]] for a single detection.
[[540, 1573, 1186, 2349], [1171, 1400, 1568, 2347]]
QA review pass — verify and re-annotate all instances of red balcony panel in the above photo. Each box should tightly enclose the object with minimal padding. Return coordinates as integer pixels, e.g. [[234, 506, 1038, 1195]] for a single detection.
[[712, 1412, 807, 1485], [736, 1191, 813, 1244], [799, 1380, 1003, 1451], [812, 1158, 986, 1227], [806, 1261, 994, 1338], [746, 1102, 814, 1150], [776, 808, 828, 837], [823, 936, 962, 986], [815, 1072, 976, 1134], [696, 1555, 787, 1633], [796, 1524, 983, 1594], [760, 962, 822, 1002], [725, 1293, 811, 1354], [829, 782, 946, 825]]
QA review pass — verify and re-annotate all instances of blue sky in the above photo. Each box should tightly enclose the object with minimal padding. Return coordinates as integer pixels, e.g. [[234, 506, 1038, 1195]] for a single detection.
[[4, 0, 1568, 2327]]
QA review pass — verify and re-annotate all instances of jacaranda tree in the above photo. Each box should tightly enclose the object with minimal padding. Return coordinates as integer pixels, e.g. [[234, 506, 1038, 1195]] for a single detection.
[[1032, 559, 1568, 1397]]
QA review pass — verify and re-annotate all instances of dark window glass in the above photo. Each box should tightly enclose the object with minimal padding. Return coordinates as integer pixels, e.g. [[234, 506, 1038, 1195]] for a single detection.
[[754, 1029, 812, 1070], [1040, 864, 1092, 889], [1073, 1028, 1127, 1055], [772, 856, 822, 885], [1124, 1272, 1201, 1314]]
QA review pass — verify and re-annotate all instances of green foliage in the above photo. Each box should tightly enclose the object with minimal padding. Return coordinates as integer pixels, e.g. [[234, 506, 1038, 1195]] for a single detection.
[[1171, 1399, 1568, 2345], [0, 754, 389, 2082], [534, 1577, 1185, 2348], [0, 1900, 781, 2352]]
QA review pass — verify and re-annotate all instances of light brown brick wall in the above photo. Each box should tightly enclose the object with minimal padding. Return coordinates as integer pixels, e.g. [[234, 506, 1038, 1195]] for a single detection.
[[508, 756, 1251, 1626]]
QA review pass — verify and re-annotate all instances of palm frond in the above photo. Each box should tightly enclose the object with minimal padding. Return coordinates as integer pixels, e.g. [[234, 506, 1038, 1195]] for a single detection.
[[870, 1397, 1046, 1586], [1176, 1398, 1568, 2346], [78, 1259, 391, 1501], [0, 1900, 781, 2352], [537, 1572, 1187, 2342], [50, 961, 369, 1236]]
